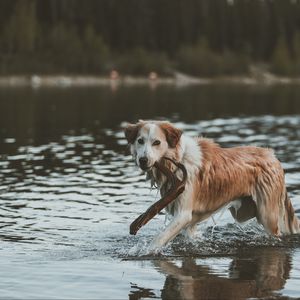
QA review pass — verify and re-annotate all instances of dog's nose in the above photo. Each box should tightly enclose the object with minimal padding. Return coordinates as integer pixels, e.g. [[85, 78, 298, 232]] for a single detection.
[[139, 157, 148, 166]]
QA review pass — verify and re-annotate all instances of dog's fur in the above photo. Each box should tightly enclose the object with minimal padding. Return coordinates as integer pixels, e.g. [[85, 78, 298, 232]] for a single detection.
[[125, 120, 300, 250]]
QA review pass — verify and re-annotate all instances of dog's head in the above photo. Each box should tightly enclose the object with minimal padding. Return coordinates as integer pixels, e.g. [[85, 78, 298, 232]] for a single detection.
[[124, 120, 182, 171]]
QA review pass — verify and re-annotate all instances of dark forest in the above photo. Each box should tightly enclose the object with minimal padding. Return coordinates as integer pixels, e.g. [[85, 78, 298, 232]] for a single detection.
[[1, 0, 300, 76]]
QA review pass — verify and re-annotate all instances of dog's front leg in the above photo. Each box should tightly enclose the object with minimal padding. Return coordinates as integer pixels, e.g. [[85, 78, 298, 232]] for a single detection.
[[149, 211, 192, 252]]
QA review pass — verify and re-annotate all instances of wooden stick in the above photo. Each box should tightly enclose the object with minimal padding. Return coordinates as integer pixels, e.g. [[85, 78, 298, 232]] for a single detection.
[[129, 157, 187, 235]]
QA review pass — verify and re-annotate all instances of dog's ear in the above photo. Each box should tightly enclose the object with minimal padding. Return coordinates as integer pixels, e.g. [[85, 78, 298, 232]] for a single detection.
[[124, 123, 141, 144], [160, 122, 182, 148]]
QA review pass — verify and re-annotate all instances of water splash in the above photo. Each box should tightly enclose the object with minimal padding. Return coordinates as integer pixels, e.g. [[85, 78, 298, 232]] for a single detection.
[[1, 115, 300, 260]]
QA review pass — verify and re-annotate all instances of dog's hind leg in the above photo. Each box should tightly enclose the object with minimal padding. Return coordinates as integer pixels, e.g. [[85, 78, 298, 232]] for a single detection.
[[254, 177, 299, 235], [254, 184, 281, 236], [253, 158, 300, 235], [281, 191, 300, 234]]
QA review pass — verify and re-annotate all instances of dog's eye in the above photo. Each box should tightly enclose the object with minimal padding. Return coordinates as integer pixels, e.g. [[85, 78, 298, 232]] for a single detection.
[[137, 138, 144, 145], [153, 140, 161, 146]]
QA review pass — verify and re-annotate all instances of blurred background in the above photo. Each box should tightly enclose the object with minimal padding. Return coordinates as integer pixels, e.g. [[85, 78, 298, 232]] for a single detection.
[[1, 0, 300, 77], [1, 1, 300, 299]]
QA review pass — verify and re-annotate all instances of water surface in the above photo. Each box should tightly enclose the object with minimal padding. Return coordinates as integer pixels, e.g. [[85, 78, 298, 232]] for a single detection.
[[1, 85, 300, 299]]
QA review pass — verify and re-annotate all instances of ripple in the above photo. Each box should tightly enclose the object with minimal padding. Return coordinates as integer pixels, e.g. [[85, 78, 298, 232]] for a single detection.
[[0, 115, 299, 258]]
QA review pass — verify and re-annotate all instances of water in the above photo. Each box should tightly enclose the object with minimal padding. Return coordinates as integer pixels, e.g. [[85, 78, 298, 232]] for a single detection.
[[1, 85, 300, 299]]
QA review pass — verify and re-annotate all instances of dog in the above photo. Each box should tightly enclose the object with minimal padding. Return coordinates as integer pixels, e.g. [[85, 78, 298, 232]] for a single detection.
[[124, 120, 300, 251]]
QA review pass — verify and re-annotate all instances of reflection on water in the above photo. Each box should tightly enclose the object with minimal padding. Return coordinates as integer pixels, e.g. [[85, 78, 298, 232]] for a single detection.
[[1, 86, 300, 299], [1, 84, 300, 151], [152, 248, 291, 300]]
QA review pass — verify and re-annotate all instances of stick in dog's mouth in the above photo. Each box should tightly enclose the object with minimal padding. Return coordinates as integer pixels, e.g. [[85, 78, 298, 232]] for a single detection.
[[129, 157, 187, 235]]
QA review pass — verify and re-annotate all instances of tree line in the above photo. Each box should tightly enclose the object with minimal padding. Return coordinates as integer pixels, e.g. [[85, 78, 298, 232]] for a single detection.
[[1, 0, 300, 76]]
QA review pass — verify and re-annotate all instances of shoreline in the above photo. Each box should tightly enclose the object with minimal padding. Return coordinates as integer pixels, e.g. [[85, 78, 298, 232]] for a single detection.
[[1, 72, 300, 88]]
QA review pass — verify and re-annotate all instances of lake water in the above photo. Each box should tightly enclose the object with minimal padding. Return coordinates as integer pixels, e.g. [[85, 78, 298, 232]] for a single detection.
[[1, 84, 300, 299]]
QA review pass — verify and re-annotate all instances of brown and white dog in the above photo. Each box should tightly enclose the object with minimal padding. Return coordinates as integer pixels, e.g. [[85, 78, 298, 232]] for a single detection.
[[125, 120, 300, 251]]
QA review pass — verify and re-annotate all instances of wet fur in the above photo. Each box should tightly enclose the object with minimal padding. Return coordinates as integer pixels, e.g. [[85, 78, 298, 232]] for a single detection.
[[125, 120, 300, 250]]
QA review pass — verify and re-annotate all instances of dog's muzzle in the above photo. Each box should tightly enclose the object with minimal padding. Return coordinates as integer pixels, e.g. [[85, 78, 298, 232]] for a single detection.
[[139, 157, 152, 170]]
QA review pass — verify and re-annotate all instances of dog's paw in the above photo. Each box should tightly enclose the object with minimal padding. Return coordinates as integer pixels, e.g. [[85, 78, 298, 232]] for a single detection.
[[147, 245, 160, 255], [147, 240, 164, 255]]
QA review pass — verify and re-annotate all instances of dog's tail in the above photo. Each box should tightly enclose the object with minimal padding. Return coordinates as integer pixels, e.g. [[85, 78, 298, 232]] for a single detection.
[[283, 191, 300, 234]]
